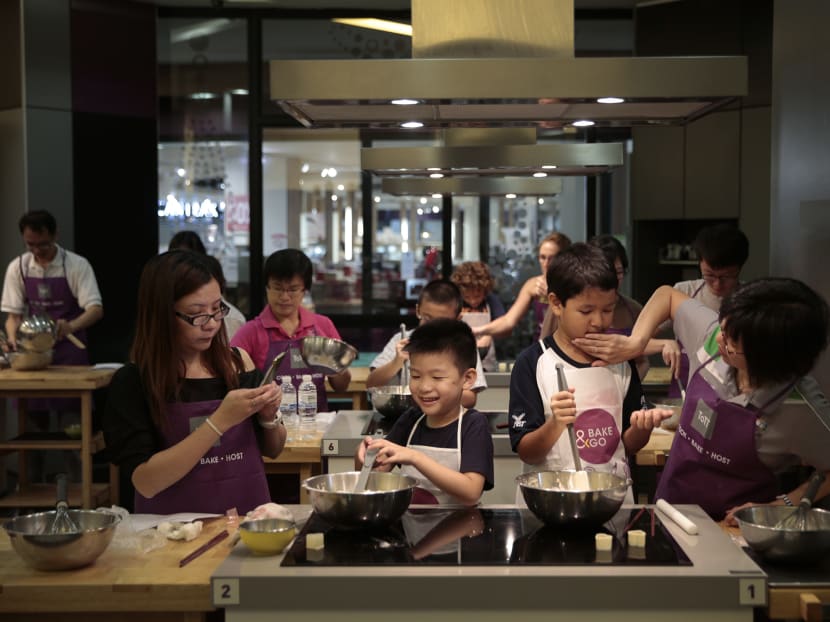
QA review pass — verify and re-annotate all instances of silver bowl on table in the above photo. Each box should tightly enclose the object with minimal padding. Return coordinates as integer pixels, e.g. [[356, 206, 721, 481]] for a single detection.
[[303, 471, 417, 530], [3, 509, 121, 570], [516, 470, 631, 528], [734, 505, 830, 564]]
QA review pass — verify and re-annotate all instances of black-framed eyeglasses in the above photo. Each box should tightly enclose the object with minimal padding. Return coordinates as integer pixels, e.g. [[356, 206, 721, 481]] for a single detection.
[[702, 271, 739, 285], [175, 302, 230, 327], [266, 284, 305, 297]]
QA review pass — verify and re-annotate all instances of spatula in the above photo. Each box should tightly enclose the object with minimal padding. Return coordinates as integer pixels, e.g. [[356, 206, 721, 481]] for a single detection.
[[354, 447, 379, 492], [399, 323, 410, 387]]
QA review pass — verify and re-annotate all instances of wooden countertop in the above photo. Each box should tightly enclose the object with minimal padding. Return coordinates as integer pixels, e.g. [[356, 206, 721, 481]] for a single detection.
[[0, 515, 228, 620], [0, 365, 116, 391]]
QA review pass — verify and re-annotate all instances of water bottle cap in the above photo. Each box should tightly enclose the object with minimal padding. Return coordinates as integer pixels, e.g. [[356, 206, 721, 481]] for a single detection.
[[302, 374, 311, 381]]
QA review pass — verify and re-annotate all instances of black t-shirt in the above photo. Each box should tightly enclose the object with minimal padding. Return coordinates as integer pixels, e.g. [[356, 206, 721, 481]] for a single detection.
[[103, 362, 262, 481], [384, 407, 495, 491]]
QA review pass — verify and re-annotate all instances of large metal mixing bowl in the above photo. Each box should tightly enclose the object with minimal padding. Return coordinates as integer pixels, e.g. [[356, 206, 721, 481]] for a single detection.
[[6, 349, 53, 371], [300, 336, 358, 375], [303, 471, 417, 530], [16, 314, 57, 353], [516, 470, 631, 528], [368, 386, 416, 421], [3, 509, 121, 570], [734, 505, 830, 564]]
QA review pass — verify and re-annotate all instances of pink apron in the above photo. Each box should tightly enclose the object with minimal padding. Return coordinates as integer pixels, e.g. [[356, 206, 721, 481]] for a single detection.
[[655, 355, 787, 520], [134, 397, 270, 515]]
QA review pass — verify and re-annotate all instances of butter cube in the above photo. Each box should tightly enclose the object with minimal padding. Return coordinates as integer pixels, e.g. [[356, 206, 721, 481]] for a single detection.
[[627, 529, 646, 548], [595, 533, 613, 551], [306, 532, 325, 551]]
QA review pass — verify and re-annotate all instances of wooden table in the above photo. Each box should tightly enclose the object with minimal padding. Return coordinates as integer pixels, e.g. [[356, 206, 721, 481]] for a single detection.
[[262, 430, 323, 503], [0, 514, 228, 621], [326, 365, 368, 409], [0, 365, 117, 509]]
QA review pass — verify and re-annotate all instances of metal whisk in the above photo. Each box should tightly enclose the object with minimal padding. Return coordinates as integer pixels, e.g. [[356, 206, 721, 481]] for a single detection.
[[46, 474, 80, 534], [773, 471, 825, 531]]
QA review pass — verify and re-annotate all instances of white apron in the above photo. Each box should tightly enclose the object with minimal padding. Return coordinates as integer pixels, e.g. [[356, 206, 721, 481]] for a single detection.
[[400, 408, 465, 506], [516, 341, 633, 505], [460, 310, 497, 372]]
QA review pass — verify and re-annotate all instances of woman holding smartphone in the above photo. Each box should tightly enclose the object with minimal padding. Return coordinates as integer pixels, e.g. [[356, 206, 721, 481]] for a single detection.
[[103, 250, 286, 514]]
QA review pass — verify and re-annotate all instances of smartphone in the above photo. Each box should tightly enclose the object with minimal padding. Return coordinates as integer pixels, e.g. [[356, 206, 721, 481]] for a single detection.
[[259, 352, 286, 386]]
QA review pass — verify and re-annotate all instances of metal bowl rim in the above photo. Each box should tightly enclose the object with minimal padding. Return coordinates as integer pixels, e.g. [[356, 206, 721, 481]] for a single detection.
[[734, 506, 830, 533], [2, 509, 122, 536], [515, 470, 632, 493]]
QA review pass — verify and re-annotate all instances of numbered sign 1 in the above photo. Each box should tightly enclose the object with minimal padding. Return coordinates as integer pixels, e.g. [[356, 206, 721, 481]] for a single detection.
[[738, 578, 766, 606]]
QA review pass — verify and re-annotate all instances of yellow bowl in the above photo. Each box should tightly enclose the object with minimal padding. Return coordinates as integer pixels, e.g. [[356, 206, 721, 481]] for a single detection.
[[238, 518, 296, 555]]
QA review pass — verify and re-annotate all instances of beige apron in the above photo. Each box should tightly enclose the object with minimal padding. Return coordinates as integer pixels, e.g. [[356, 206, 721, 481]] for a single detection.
[[460, 310, 497, 372]]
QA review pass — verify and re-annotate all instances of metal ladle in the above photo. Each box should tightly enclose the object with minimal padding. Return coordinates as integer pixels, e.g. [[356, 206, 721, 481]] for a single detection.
[[555, 363, 583, 471]]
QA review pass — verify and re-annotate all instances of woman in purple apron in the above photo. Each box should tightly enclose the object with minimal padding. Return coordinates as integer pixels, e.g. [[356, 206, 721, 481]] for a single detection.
[[102, 251, 286, 514], [230, 249, 352, 410], [655, 355, 787, 519], [574, 278, 830, 521]]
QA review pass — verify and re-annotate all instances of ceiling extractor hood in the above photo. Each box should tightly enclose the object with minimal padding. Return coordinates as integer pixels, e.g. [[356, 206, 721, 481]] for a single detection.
[[269, 0, 748, 130]]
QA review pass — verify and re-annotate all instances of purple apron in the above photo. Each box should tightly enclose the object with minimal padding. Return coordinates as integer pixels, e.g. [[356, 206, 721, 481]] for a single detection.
[[21, 250, 89, 411], [266, 334, 329, 412], [655, 355, 786, 520], [605, 295, 637, 337], [668, 282, 705, 398], [135, 398, 270, 515], [532, 298, 548, 342]]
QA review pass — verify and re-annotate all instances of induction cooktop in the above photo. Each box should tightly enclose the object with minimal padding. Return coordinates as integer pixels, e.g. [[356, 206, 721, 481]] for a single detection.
[[281, 508, 692, 567]]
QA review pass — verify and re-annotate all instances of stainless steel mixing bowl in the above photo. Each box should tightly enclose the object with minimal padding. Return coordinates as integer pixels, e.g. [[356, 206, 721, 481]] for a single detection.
[[6, 349, 53, 371], [3, 509, 121, 570], [734, 505, 830, 564], [368, 386, 416, 421], [300, 336, 358, 375], [516, 470, 631, 528], [303, 471, 417, 530], [16, 314, 57, 353]]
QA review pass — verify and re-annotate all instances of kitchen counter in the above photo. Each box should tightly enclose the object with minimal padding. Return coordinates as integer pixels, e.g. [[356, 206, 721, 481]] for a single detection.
[[3, 504, 825, 621], [0, 514, 229, 621], [213, 504, 767, 622]]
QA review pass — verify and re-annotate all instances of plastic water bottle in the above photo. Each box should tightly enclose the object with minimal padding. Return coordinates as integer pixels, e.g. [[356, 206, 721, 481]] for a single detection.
[[298, 374, 318, 438], [278, 376, 298, 438]]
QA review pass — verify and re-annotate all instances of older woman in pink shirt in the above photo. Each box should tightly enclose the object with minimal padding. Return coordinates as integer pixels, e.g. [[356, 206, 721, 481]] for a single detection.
[[231, 249, 350, 411]]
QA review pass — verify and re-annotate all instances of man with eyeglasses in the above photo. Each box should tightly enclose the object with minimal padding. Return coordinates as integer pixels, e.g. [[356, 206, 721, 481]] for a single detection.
[[666, 224, 749, 396], [231, 249, 351, 411], [1, 210, 103, 480]]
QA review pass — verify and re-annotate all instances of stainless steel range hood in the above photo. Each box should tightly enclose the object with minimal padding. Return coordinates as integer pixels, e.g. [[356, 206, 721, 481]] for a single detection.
[[269, 0, 748, 130]]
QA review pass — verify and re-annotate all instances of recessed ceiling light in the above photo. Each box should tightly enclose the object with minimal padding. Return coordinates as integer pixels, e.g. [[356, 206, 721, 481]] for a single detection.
[[429, 173, 444, 178], [542, 165, 558, 169], [573, 120, 595, 127], [391, 98, 420, 105], [505, 193, 517, 199], [532, 172, 547, 178], [597, 97, 624, 104], [229, 88, 249, 96], [400, 121, 424, 129], [189, 92, 218, 100], [431, 193, 442, 198]]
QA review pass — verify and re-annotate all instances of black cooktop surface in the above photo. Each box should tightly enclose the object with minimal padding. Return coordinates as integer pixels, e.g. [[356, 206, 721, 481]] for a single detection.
[[281, 508, 692, 567]]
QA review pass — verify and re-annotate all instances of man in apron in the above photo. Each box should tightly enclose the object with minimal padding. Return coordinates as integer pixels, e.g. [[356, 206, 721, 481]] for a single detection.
[[665, 224, 749, 397], [1, 210, 103, 480]]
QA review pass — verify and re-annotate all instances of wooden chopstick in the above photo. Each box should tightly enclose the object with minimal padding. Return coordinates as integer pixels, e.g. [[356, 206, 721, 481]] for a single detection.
[[179, 530, 229, 567], [622, 507, 646, 534]]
